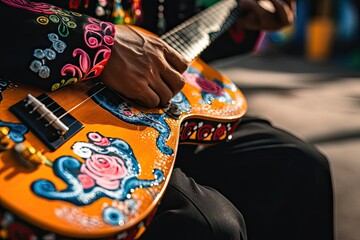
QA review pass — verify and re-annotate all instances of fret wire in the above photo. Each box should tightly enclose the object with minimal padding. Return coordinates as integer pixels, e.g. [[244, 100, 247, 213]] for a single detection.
[[161, 0, 236, 40], [178, 30, 198, 58], [166, 32, 195, 59], [195, 0, 237, 29], [166, 35, 193, 60], [160, 0, 239, 61]]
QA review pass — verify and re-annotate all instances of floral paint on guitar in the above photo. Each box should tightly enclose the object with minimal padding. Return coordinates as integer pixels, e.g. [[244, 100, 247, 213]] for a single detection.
[[91, 66, 237, 153], [31, 132, 164, 226]]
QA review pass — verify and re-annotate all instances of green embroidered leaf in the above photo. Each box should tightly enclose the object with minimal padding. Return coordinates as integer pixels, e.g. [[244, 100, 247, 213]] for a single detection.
[[58, 22, 69, 37]]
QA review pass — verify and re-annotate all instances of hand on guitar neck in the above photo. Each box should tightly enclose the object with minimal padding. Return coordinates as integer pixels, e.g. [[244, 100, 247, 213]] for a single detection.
[[238, 0, 295, 31], [100, 0, 296, 109]]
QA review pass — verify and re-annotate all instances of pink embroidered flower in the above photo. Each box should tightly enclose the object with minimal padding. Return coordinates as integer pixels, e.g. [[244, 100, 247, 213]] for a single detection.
[[80, 154, 128, 190], [61, 19, 115, 81], [61, 46, 111, 81], [183, 72, 224, 96], [1, 0, 54, 14], [78, 174, 95, 189], [104, 35, 115, 45]]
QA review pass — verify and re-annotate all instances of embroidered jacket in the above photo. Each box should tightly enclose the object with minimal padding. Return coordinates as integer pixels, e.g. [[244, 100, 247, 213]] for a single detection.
[[0, 0, 261, 91]]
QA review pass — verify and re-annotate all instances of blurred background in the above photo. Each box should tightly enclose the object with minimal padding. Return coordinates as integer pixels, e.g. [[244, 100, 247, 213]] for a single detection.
[[260, 0, 359, 69], [212, 0, 360, 239]]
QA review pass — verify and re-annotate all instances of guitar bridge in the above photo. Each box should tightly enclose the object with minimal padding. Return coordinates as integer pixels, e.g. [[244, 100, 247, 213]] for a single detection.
[[9, 94, 83, 151]]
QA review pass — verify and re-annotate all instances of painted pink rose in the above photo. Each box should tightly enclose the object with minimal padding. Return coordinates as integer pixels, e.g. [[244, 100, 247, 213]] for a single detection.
[[80, 154, 128, 190], [183, 72, 224, 96], [78, 174, 95, 189]]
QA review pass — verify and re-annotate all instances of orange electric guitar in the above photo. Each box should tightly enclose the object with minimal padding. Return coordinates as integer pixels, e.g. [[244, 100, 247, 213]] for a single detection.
[[0, 0, 247, 239]]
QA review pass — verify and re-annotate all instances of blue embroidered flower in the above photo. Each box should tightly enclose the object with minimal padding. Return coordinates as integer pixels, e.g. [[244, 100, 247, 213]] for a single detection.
[[48, 33, 59, 42], [30, 60, 42, 72], [48, 33, 67, 53], [33, 49, 45, 59], [52, 41, 66, 53], [39, 66, 51, 78], [29, 33, 66, 79], [44, 48, 56, 60]]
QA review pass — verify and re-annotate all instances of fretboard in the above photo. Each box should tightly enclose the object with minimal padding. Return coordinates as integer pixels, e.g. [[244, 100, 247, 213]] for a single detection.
[[160, 0, 240, 62]]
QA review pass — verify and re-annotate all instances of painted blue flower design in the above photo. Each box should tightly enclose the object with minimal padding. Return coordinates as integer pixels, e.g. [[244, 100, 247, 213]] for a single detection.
[[31, 132, 164, 207]]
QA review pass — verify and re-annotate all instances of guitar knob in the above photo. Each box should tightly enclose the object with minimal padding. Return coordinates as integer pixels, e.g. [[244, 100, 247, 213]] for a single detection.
[[13, 142, 52, 167], [0, 127, 13, 150]]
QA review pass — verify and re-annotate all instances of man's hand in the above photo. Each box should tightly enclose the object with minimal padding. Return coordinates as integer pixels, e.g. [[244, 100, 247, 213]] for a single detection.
[[100, 25, 188, 108], [239, 0, 296, 31]]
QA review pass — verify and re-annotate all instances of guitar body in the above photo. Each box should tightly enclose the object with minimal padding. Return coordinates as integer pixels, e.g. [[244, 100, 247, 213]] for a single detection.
[[0, 33, 247, 239]]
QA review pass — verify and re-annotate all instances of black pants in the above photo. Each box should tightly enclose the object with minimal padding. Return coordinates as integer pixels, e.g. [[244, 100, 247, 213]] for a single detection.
[[140, 117, 334, 240]]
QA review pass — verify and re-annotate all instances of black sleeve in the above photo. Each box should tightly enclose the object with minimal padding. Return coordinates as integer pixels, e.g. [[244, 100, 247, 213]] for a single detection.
[[201, 25, 262, 62], [0, 0, 115, 91]]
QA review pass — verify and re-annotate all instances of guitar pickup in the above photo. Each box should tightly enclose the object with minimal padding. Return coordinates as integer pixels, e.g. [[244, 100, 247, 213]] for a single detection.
[[9, 94, 83, 151]]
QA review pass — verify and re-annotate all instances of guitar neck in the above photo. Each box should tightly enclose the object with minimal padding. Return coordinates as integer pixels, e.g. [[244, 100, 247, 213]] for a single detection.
[[160, 0, 240, 62]]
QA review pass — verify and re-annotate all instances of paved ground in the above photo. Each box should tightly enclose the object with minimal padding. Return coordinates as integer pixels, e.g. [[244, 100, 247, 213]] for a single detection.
[[211, 53, 360, 240]]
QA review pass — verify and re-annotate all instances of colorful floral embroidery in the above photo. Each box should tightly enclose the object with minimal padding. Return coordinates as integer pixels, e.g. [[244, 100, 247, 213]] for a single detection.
[[1, 0, 80, 37], [60, 18, 114, 85], [30, 33, 67, 79], [2, 0, 115, 91]]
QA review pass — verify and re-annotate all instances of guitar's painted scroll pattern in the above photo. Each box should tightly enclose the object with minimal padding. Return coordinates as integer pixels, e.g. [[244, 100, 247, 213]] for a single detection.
[[180, 118, 240, 143], [0, 120, 28, 143], [92, 94, 190, 155], [184, 67, 236, 105], [31, 132, 164, 226]]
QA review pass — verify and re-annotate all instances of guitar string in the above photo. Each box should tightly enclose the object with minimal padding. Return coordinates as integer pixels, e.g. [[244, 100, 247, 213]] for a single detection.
[[37, 79, 95, 104], [160, 0, 235, 40], [64, 85, 114, 130], [161, 0, 237, 42], [160, 0, 238, 61], [56, 84, 108, 122], [33, 80, 100, 122], [34, 0, 238, 128], [34, 80, 102, 123], [44, 81, 103, 117]]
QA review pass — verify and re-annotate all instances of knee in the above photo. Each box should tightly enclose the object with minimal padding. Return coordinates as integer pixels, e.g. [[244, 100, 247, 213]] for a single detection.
[[146, 169, 247, 240], [290, 142, 332, 180], [206, 192, 247, 240]]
